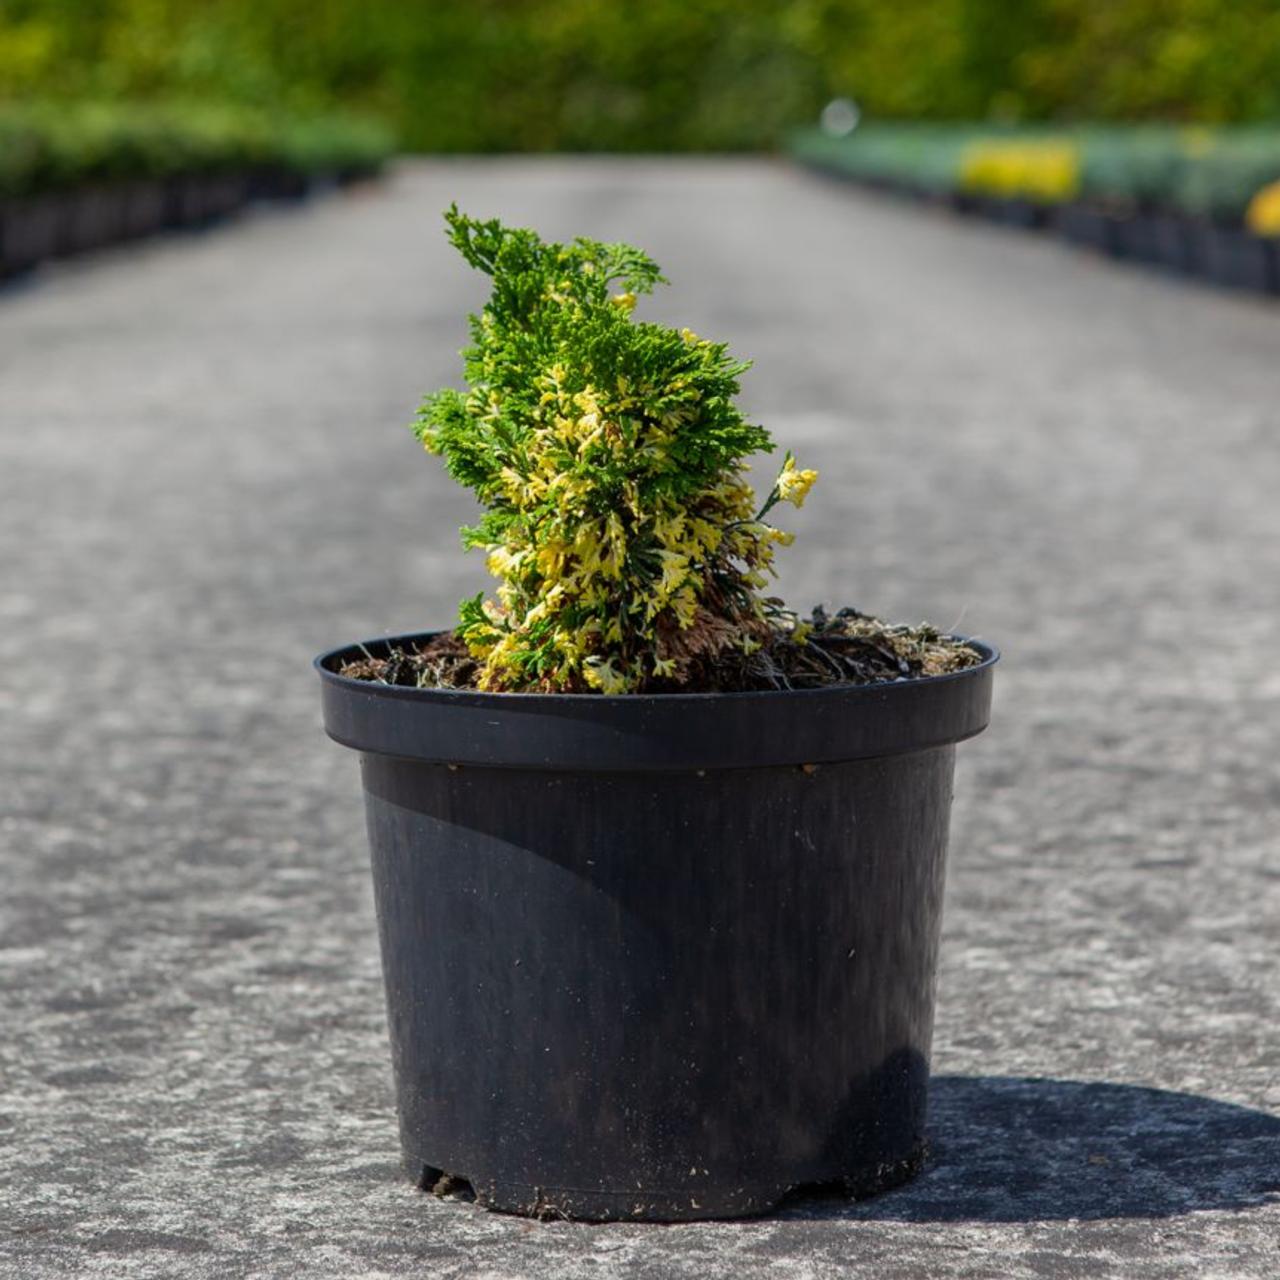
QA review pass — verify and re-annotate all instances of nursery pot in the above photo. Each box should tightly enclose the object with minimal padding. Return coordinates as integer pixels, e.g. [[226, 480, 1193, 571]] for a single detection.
[[120, 181, 169, 240], [980, 196, 1047, 230], [1147, 214, 1201, 275], [317, 632, 997, 1221], [1054, 202, 1121, 255], [1196, 225, 1278, 295], [0, 196, 66, 277], [58, 186, 127, 256]]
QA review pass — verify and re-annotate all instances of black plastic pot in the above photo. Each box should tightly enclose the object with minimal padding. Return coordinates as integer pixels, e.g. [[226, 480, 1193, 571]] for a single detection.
[[202, 173, 249, 222], [164, 172, 249, 229], [1054, 202, 1122, 255], [0, 195, 66, 277], [1145, 214, 1201, 274], [1193, 224, 1278, 295], [57, 186, 128, 256], [120, 181, 170, 240], [1111, 213, 1179, 268], [165, 175, 209, 228], [248, 166, 312, 202], [317, 632, 997, 1221], [978, 196, 1048, 230]]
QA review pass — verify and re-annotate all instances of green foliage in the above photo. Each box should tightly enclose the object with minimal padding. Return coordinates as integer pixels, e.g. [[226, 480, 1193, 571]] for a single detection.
[[1076, 128, 1191, 207], [6, 2, 1280, 154], [793, 122, 1280, 224], [0, 100, 395, 198], [1173, 131, 1280, 221], [414, 209, 817, 694], [792, 124, 984, 194]]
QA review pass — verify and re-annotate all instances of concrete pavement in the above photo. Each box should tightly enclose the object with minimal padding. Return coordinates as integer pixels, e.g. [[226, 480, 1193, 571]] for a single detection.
[[1, 158, 1277, 1278]]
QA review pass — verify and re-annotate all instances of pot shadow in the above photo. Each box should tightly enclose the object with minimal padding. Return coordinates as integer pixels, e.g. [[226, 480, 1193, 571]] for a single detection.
[[781, 1076, 1280, 1222]]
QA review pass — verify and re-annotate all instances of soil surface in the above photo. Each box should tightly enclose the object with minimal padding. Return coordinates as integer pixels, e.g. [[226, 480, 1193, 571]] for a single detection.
[[338, 608, 983, 692]]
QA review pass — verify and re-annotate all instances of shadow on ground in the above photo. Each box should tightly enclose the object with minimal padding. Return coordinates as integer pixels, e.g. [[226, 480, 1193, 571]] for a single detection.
[[781, 1076, 1280, 1222]]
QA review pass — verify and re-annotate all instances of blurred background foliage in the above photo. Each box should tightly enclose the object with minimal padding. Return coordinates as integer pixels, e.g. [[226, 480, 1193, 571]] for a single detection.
[[4, 0, 1280, 153]]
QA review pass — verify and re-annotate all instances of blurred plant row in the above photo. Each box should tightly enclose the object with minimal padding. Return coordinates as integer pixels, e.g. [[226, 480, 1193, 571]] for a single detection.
[[794, 124, 1280, 227], [792, 124, 1280, 294], [0, 101, 394, 277], [6, 1, 1280, 152], [0, 101, 394, 198]]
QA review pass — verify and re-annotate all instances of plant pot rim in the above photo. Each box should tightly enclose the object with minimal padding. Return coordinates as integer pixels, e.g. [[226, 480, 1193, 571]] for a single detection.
[[316, 631, 998, 772]]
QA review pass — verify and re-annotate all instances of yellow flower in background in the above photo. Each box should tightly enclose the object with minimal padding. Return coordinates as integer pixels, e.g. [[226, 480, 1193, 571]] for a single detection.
[[1023, 143, 1079, 203], [1246, 180, 1280, 237], [776, 455, 818, 508], [612, 291, 637, 312], [958, 139, 1080, 204]]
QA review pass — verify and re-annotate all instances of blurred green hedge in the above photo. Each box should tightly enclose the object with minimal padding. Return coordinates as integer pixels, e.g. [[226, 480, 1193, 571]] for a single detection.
[[791, 123, 1280, 226], [4, 1, 1280, 153], [0, 101, 395, 198]]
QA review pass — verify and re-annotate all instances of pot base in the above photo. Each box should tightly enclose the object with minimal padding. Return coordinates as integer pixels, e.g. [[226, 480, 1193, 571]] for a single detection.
[[410, 1144, 926, 1222]]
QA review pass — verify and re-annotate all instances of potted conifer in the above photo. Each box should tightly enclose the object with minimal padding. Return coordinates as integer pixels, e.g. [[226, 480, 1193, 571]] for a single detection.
[[316, 208, 997, 1221]]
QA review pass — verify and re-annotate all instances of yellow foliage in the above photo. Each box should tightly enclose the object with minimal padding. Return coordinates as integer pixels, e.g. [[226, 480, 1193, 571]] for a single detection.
[[1246, 180, 1280, 236], [958, 140, 1081, 204]]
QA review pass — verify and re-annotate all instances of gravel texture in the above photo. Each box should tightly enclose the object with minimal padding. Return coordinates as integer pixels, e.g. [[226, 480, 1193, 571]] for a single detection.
[[1, 159, 1277, 1278]]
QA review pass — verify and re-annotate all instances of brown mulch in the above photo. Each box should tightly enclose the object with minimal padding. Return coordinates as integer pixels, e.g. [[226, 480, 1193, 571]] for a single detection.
[[338, 606, 984, 693]]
